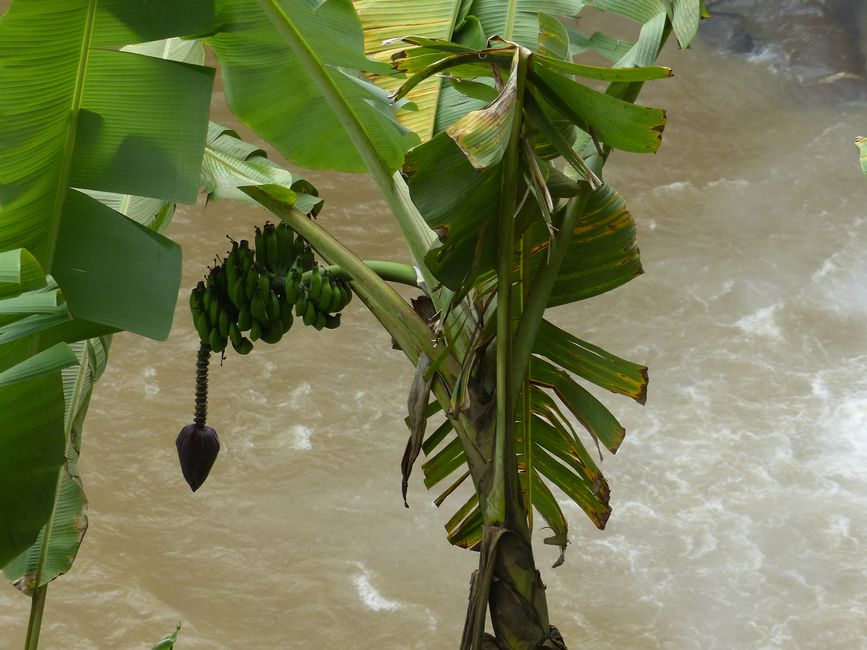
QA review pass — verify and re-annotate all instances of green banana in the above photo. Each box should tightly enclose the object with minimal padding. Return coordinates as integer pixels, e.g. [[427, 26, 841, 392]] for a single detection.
[[260, 322, 283, 344], [309, 265, 323, 300], [258, 274, 271, 303], [330, 278, 345, 313], [276, 223, 293, 267], [208, 328, 226, 353], [250, 319, 262, 342], [330, 281, 344, 312], [265, 224, 279, 270], [318, 272, 333, 311], [292, 234, 306, 260], [231, 281, 246, 310], [225, 249, 238, 291], [284, 270, 299, 304], [303, 301, 316, 327], [189, 288, 202, 314], [188, 222, 358, 367], [229, 321, 243, 349], [313, 311, 326, 331], [245, 268, 258, 302], [233, 336, 254, 355], [340, 282, 353, 310], [218, 309, 229, 339], [240, 243, 253, 273], [194, 313, 210, 342], [269, 291, 281, 323], [295, 292, 308, 318], [254, 227, 266, 265], [250, 294, 268, 322], [237, 305, 252, 331]]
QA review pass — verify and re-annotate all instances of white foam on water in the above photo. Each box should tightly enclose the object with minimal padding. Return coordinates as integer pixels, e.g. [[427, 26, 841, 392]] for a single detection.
[[656, 181, 691, 192], [705, 177, 751, 190], [352, 563, 403, 612], [289, 424, 313, 450], [746, 44, 787, 70], [830, 391, 867, 460], [142, 366, 160, 398], [811, 254, 839, 281], [733, 304, 783, 339], [289, 381, 312, 400]]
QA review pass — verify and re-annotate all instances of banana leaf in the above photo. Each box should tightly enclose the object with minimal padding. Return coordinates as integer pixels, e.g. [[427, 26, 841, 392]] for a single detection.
[[0, 0, 212, 585], [0, 373, 67, 568], [207, 0, 417, 173], [354, 0, 465, 142], [0, 248, 74, 567], [4, 337, 110, 594], [0, 0, 214, 344], [468, 0, 583, 50], [201, 122, 322, 214]]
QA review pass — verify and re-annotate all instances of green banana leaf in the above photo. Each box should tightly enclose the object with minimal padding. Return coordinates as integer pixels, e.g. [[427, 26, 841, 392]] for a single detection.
[[4, 337, 110, 594], [0, 373, 67, 568], [524, 184, 643, 307], [584, 0, 705, 66], [201, 122, 323, 214], [421, 358, 620, 560], [403, 50, 654, 295], [354, 0, 465, 142], [0, 248, 75, 567], [467, 0, 583, 49], [0, 0, 213, 584], [207, 0, 417, 173], [0, 0, 214, 343], [80, 37, 209, 234]]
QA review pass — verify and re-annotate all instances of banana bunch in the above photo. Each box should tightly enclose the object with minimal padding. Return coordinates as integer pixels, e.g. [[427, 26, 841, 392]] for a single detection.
[[189, 222, 353, 355], [190, 260, 240, 355], [290, 262, 353, 331]]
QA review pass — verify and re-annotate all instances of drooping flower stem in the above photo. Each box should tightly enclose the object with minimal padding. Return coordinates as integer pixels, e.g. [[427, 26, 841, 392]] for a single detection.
[[194, 343, 210, 428]]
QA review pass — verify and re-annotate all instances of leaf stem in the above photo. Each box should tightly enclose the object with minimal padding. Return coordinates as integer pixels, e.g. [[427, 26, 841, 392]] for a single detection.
[[510, 183, 592, 403], [255, 0, 442, 302], [24, 584, 47, 650], [320, 260, 419, 288], [519, 236, 533, 533], [488, 47, 531, 526]]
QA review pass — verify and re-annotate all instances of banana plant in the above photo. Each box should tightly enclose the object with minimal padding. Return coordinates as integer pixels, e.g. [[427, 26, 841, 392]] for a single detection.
[[179, 1, 707, 647], [1, 0, 708, 647]]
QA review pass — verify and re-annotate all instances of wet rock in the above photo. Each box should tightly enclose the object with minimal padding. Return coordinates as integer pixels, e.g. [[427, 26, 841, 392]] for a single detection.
[[694, 10, 754, 54], [699, 0, 867, 102]]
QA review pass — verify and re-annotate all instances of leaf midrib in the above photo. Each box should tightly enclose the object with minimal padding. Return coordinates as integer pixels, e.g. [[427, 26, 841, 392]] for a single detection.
[[28, 0, 98, 598], [504, 0, 517, 39], [44, 0, 98, 274], [259, 0, 388, 179]]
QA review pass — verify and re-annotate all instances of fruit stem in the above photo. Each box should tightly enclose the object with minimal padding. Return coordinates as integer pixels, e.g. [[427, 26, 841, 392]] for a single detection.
[[318, 261, 419, 288], [194, 343, 211, 428]]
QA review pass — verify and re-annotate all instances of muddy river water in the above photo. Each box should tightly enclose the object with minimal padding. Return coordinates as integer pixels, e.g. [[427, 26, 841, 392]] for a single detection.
[[1, 5, 866, 649]]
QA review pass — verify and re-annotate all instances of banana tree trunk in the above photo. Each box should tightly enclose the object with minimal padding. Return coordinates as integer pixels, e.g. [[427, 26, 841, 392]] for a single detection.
[[461, 363, 565, 650]]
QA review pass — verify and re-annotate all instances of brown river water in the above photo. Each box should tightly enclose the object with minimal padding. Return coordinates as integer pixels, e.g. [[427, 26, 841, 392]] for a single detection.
[[1, 7, 866, 649]]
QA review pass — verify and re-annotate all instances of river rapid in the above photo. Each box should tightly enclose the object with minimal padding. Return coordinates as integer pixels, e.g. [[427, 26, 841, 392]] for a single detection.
[[1, 5, 865, 649]]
